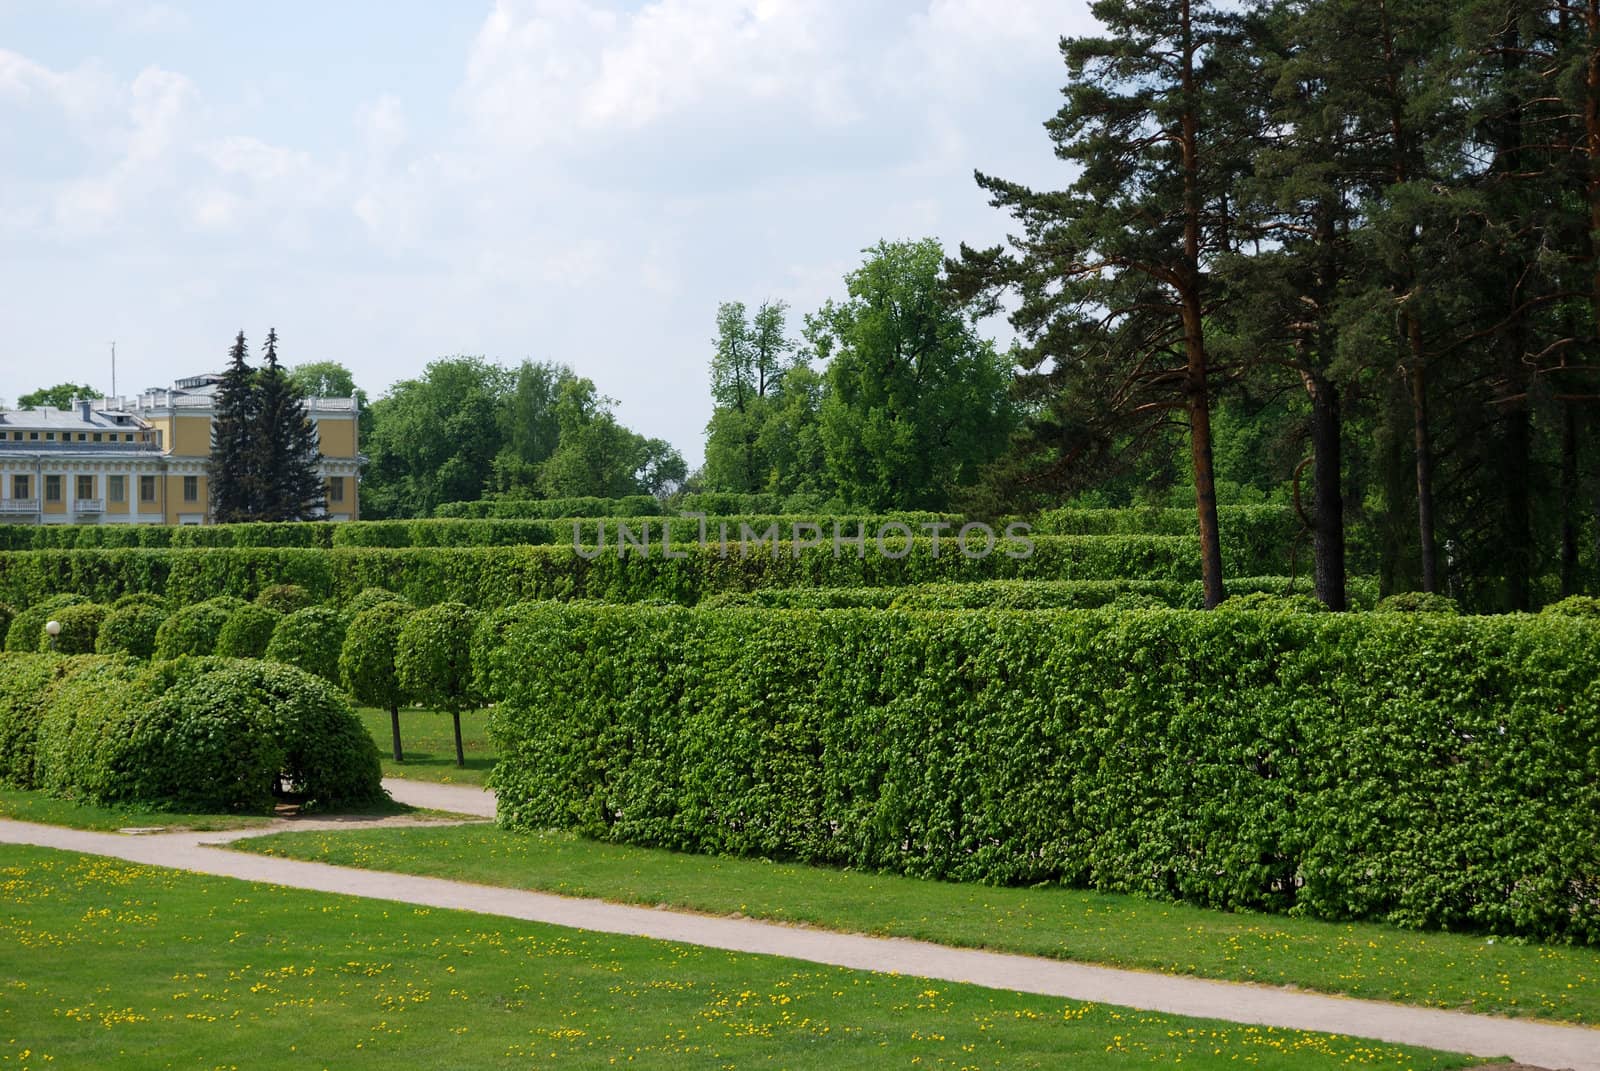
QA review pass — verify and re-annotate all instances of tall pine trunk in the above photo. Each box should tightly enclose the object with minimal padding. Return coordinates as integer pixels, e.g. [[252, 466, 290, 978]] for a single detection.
[[1179, 0, 1225, 609], [1306, 373, 1346, 610], [1562, 402, 1583, 595]]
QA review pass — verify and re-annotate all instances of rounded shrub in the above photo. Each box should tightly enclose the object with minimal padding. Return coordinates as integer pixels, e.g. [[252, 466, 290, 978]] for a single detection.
[[0, 653, 65, 786], [397, 601, 482, 766], [47, 602, 111, 653], [346, 587, 409, 615], [1541, 595, 1600, 618], [341, 603, 416, 762], [153, 598, 240, 658], [216, 604, 282, 659], [1218, 591, 1325, 614], [112, 592, 169, 612], [252, 660, 385, 809], [97, 599, 170, 659], [34, 655, 151, 801], [255, 583, 315, 614], [5, 594, 88, 653], [1375, 591, 1460, 615], [265, 606, 348, 683]]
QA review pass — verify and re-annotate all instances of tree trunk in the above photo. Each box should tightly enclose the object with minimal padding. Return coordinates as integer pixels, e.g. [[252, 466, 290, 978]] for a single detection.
[[1563, 402, 1583, 596], [1406, 322, 1439, 593], [1178, 0, 1225, 609], [452, 711, 465, 767], [389, 704, 404, 763], [1307, 375, 1346, 610]]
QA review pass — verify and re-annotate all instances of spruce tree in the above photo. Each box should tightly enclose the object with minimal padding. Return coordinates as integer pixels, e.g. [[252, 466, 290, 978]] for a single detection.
[[208, 331, 258, 523], [252, 329, 328, 521]]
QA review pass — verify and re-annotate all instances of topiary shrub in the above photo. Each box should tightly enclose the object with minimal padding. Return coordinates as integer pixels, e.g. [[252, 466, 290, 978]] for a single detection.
[[397, 601, 481, 767], [153, 598, 240, 659], [33, 655, 151, 801], [215, 604, 282, 659], [96, 599, 169, 659], [112, 592, 168, 611], [0, 653, 65, 786], [1218, 591, 1325, 614], [46, 602, 111, 653], [253, 660, 385, 810], [341, 603, 416, 762], [5, 594, 88, 653], [346, 587, 409, 615], [1375, 591, 1460, 615], [265, 606, 348, 683], [255, 583, 314, 614], [1541, 595, 1600, 617]]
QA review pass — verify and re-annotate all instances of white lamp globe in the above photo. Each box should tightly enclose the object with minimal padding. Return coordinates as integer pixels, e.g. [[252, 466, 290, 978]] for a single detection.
[[44, 620, 61, 637]]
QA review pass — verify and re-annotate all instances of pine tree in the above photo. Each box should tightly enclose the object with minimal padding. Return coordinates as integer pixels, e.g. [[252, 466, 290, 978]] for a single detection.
[[252, 329, 327, 521], [951, 0, 1252, 606], [208, 331, 258, 523]]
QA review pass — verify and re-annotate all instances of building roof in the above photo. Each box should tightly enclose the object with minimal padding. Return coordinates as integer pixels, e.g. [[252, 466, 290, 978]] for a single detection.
[[0, 403, 149, 431]]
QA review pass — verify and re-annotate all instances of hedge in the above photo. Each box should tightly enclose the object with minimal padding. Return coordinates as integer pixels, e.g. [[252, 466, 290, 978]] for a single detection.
[[0, 520, 336, 551], [432, 495, 665, 519], [702, 577, 1381, 612], [48, 602, 109, 654], [0, 652, 383, 811], [482, 603, 1600, 943], [0, 535, 1293, 610]]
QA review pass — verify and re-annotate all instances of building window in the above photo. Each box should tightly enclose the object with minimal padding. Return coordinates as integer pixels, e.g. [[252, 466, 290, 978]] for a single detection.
[[44, 475, 61, 502], [92, 433, 102, 442], [76, 475, 95, 501], [76, 433, 86, 442], [11, 475, 28, 500], [44, 433, 55, 441], [28, 432, 38, 441], [183, 475, 198, 502], [108, 476, 125, 503], [140, 475, 157, 503], [327, 477, 344, 503]]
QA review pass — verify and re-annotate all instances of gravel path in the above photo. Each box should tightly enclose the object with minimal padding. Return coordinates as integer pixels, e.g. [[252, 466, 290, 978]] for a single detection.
[[380, 777, 495, 817], [0, 811, 1591, 1070]]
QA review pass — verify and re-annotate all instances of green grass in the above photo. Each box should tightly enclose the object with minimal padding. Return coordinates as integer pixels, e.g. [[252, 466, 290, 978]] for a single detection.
[[358, 706, 495, 786], [0, 845, 1482, 1071], [234, 824, 1600, 1026], [0, 786, 277, 833]]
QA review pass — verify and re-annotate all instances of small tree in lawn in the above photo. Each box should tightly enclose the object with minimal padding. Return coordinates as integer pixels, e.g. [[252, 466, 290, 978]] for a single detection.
[[395, 602, 480, 767], [341, 602, 415, 762]]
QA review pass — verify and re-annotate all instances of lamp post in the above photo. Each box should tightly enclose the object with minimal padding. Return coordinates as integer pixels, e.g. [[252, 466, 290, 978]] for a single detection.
[[44, 619, 60, 653]]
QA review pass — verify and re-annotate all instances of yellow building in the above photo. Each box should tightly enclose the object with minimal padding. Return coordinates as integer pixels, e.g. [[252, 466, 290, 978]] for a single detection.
[[0, 375, 361, 526]]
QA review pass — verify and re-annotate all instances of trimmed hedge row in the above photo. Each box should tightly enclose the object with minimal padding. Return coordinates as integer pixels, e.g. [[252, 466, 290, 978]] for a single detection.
[[0, 535, 1287, 610], [0, 653, 383, 811], [433, 495, 666, 519], [702, 576, 1381, 612], [482, 603, 1600, 943]]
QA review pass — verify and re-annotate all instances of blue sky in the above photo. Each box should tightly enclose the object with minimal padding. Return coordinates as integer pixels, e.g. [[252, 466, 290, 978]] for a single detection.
[[0, 0, 1093, 467]]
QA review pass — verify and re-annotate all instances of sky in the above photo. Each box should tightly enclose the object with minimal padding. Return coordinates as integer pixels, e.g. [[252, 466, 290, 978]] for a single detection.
[[0, 0, 1095, 468]]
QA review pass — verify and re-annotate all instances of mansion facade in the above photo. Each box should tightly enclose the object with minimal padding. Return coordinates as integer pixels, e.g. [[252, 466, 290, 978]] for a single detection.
[[0, 374, 361, 525]]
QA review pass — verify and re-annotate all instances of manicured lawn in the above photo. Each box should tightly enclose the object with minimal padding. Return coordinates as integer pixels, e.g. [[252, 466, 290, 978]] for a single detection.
[[235, 824, 1600, 1026], [0, 786, 276, 833], [0, 845, 1480, 1070], [358, 705, 495, 786]]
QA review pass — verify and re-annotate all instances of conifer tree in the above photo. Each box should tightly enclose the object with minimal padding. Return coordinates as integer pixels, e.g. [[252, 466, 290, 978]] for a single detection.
[[208, 331, 258, 523], [252, 329, 327, 521]]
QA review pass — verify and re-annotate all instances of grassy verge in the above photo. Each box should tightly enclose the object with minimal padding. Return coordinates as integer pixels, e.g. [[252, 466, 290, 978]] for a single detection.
[[0, 845, 1482, 1071], [234, 824, 1600, 1025], [0, 786, 277, 833], [358, 706, 495, 786]]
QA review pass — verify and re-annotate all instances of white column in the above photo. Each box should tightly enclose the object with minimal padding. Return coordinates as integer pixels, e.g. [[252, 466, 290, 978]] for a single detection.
[[128, 467, 140, 523]]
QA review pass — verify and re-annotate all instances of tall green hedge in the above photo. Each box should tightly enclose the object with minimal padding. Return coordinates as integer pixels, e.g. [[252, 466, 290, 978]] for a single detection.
[[483, 603, 1600, 943], [0, 535, 1292, 610]]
